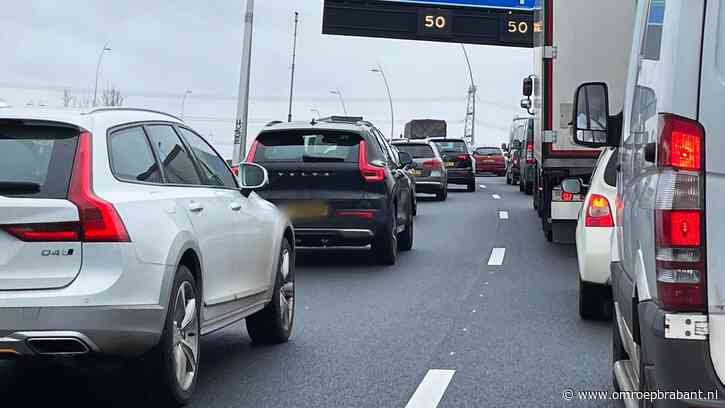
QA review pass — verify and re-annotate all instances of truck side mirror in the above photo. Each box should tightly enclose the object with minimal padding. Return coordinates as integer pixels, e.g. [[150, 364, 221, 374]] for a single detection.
[[520, 98, 532, 111], [522, 76, 533, 97], [572, 82, 610, 148]]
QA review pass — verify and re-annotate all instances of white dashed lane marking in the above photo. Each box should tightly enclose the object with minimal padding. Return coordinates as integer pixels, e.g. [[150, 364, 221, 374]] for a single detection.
[[405, 370, 456, 408], [479, 184, 487, 189], [499, 211, 509, 220], [492, 194, 501, 200], [487, 248, 506, 266]]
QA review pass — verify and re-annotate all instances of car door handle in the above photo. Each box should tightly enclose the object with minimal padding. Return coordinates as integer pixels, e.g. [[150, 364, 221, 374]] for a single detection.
[[188, 202, 204, 213], [229, 202, 242, 211]]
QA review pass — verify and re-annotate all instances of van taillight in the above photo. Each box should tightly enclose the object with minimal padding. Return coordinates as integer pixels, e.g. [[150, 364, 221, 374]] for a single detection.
[[68, 131, 130, 242], [358, 140, 385, 182], [585, 194, 614, 228], [526, 143, 534, 164], [654, 114, 705, 312]]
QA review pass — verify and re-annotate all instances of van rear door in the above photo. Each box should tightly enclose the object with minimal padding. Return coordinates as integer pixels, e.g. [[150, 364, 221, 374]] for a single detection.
[[0, 120, 82, 290], [699, 1, 725, 384]]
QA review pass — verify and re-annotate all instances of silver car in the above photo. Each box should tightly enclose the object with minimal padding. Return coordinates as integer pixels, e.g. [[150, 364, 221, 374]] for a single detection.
[[392, 140, 448, 201], [0, 107, 295, 406]]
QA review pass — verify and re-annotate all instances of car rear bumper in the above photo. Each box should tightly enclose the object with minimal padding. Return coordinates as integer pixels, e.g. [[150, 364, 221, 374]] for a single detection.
[[295, 228, 376, 248], [0, 305, 165, 358], [447, 169, 474, 184], [577, 227, 613, 285], [476, 164, 505, 174], [415, 180, 446, 194], [636, 300, 725, 407]]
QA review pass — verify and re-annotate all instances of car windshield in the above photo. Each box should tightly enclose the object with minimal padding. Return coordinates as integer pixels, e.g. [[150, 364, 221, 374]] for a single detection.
[[394, 144, 435, 159], [253, 130, 361, 162], [433, 141, 467, 153]]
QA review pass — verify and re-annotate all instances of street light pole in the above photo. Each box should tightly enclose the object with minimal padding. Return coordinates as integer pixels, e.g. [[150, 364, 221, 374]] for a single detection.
[[371, 64, 394, 140], [232, 0, 255, 166], [460, 44, 477, 147], [93, 43, 112, 107], [180, 90, 192, 121], [330, 89, 348, 115], [287, 12, 300, 123]]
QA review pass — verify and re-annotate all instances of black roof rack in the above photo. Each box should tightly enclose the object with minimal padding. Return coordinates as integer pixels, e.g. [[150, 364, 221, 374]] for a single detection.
[[317, 116, 364, 124]]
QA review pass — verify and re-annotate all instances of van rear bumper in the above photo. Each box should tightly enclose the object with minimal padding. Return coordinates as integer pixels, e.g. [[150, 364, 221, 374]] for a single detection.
[[638, 301, 725, 407]]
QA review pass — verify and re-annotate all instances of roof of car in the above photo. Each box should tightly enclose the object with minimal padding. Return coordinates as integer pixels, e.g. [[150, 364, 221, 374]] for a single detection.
[[430, 138, 465, 142], [260, 120, 367, 133], [391, 139, 432, 144], [0, 107, 183, 132]]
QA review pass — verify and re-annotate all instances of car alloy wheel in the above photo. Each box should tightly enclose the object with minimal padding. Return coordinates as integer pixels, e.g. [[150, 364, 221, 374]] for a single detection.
[[172, 281, 199, 392], [279, 248, 295, 332]]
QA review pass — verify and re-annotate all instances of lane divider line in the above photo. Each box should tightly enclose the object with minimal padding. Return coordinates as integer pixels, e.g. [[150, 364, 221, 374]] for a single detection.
[[405, 369, 456, 408], [492, 194, 501, 200], [499, 211, 509, 220], [480, 184, 487, 189], [487, 248, 506, 266]]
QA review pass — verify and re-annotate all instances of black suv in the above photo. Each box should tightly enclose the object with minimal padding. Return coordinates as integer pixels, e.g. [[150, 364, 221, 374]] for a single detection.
[[247, 117, 415, 265], [429, 138, 476, 192]]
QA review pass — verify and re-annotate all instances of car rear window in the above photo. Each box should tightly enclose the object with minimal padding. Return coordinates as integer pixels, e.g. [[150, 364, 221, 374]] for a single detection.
[[254, 130, 361, 163], [433, 140, 467, 153], [0, 120, 78, 199], [604, 149, 619, 187], [393, 144, 434, 159], [476, 148, 502, 156]]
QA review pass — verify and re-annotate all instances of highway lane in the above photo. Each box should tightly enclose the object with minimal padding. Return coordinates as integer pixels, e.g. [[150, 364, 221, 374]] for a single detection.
[[0, 177, 616, 407]]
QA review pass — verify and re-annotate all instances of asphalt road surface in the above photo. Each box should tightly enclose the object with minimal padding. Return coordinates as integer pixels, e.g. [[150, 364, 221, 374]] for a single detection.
[[0, 177, 616, 407]]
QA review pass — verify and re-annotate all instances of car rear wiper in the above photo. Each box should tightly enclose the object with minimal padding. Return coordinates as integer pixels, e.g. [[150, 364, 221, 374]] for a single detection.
[[0, 182, 41, 194], [302, 155, 346, 163]]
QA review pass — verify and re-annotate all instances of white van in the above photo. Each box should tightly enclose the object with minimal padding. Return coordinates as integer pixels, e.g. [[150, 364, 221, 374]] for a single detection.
[[568, 0, 725, 405]]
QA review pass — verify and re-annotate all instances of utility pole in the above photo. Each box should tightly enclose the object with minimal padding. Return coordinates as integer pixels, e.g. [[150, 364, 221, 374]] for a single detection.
[[232, 0, 255, 166], [287, 12, 300, 123], [93, 43, 112, 107], [461, 44, 477, 147]]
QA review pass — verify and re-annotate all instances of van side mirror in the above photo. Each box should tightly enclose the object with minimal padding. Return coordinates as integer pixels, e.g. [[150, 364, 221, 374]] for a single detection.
[[561, 178, 584, 195], [572, 82, 610, 148]]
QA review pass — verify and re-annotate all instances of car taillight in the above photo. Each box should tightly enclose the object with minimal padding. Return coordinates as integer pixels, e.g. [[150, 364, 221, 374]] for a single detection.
[[458, 154, 470, 161], [561, 191, 573, 201], [246, 141, 259, 162], [68, 131, 130, 242], [423, 159, 443, 169], [1, 222, 81, 242], [654, 114, 705, 312], [585, 194, 614, 228], [358, 140, 385, 182], [336, 210, 376, 219], [526, 143, 535, 164]]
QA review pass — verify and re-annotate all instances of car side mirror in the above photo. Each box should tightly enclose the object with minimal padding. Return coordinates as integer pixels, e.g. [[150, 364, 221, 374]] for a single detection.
[[398, 151, 414, 168], [572, 82, 611, 148], [239, 162, 269, 193], [561, 178, 584, 195]]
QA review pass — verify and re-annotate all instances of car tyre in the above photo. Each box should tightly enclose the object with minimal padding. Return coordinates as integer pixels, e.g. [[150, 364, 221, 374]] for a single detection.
[[506, 172, 512, 185], [398, 213, 414, 252], [246, 239, 295, 345], [467, 181, 476, 192], [373, 209, 398, 265], [144, 265, 200, 407], [578, 276, 612, 320], [525, 181, 534, 195], [436, 188, 447, 201], [411, 195, 418, 217], [519, 178, 526, 193]]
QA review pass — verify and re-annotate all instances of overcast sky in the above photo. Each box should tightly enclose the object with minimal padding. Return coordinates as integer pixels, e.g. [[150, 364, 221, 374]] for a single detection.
[[0, 1, 533, 158]]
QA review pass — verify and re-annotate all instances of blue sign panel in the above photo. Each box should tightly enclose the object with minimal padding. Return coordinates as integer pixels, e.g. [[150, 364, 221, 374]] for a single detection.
[[380, 0, 536, 9]]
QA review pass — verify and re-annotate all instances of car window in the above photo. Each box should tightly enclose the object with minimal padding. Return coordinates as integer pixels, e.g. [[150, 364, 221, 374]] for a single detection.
[[642, 0, 665, 61], [604, 149, 619, 187], [0, 121, 78, 199], [475, 148, 502, 156], [393, 144, 434, 159], [108, 126, 162, 184], [178, 127, 237, 189], [253, 130, 361, 163], [434, 140, 468, 153], [145, 125, 202, 186], [374, 129, 400, 165]]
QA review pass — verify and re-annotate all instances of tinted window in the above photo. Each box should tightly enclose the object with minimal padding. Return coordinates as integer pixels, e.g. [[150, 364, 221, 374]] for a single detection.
[[179, 127, 237, 189], [393, 144, 434, 159], [145, 125, 201, 185], [109, 127, 162, 183], [642, 0, 665, 61], [0, 121, 78, 199], [604, 149, 619, 187], [433, 140, 468, 153], [254, 130, 361, 163], [475, 148, 502, 156]]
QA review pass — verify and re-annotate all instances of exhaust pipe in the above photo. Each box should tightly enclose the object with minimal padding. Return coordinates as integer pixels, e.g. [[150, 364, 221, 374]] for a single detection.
[[26, 337, 90, 356]]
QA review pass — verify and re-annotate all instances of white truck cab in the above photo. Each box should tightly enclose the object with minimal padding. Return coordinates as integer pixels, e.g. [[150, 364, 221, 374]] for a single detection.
[[572, 0, 725, 405]]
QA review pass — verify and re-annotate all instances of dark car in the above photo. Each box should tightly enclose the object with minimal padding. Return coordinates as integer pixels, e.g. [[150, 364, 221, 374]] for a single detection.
[[429, 138, 476, 192], [247, 118, 415, 265], [473, 147, 506, 177], [392, 140, 448, 201]]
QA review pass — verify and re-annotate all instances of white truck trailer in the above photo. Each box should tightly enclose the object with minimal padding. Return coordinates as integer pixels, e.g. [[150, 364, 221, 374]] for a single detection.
[[520, 0, 635, 243]]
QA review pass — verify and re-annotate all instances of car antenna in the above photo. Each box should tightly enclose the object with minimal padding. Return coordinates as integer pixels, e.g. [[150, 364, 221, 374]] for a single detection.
[[311, 118, 317, 125]]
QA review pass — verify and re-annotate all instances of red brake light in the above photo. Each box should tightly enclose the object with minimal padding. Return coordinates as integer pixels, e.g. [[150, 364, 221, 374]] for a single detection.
[[561, 191, 573, 202], [2, 222, 80, 242], [423, 159, 443, 169], [458, 154, 469, 161], [336, 210, 376, 219], [654, 114, 706, 311], [585, 194, 614, 228], [68, 131, 130, 242], [658, 114, 703, 171], [358, 140, 386, 182], [246, 141, 259, 162]]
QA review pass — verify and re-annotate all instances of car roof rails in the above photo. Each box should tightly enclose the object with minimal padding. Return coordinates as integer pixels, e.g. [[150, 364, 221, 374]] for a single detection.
[[265, 120, 284, 127], [318, 115, 364, 124], [85, 107, 183, 121]]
